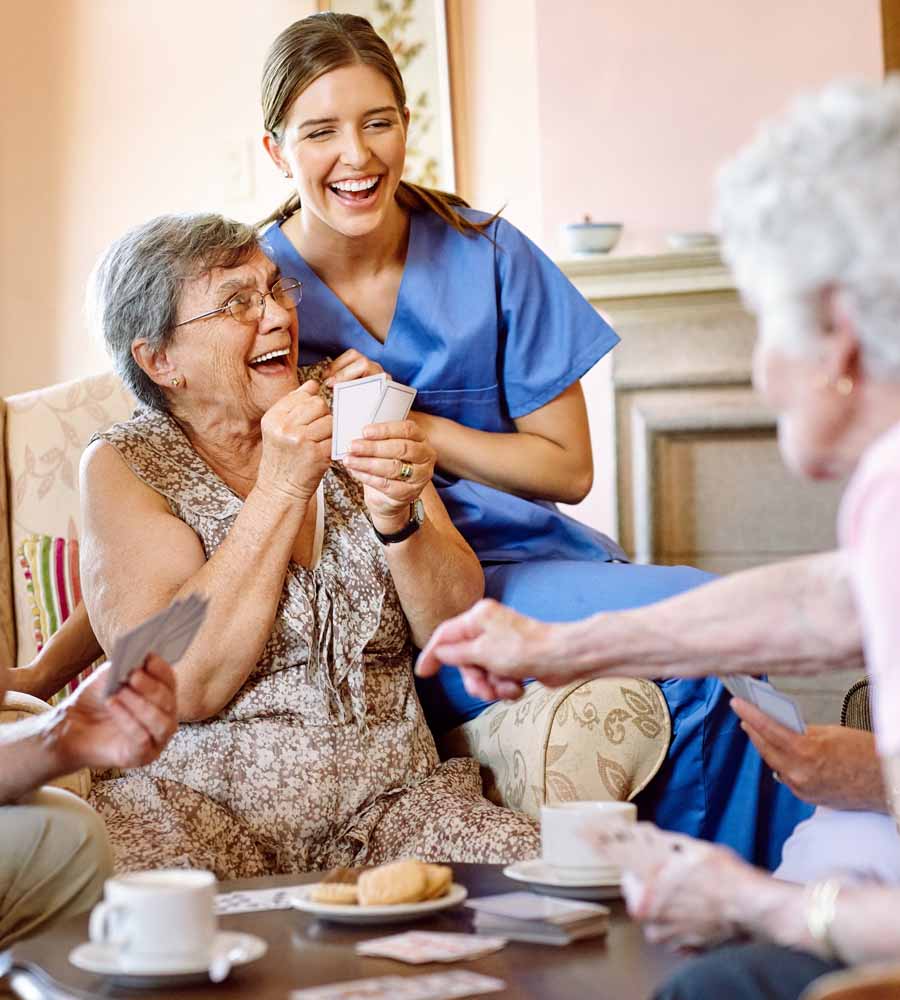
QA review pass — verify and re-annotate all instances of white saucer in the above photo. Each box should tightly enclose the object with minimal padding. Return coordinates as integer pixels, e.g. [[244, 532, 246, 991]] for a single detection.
[[503, 859, 621, 901], [69, 930, 267, 987], [290, 882, 467, 925]]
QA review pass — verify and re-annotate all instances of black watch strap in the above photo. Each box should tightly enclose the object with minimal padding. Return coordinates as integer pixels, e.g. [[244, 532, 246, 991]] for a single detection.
[[372, 499, 425, 545]]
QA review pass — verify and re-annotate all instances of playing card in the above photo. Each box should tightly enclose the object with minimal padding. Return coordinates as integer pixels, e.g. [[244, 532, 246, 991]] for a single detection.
[[466, 892, 607, 924], [104, 594, 209, 696], [331, 375, 418, 459], [745, 677, 806, 733], [721, 675, 754, 702], [355, 931, 506, 965], [331, 374, 388, 459], [215, 886, 301, 915], [371, 382, 417, 424], [290, 970, 505, 1000]]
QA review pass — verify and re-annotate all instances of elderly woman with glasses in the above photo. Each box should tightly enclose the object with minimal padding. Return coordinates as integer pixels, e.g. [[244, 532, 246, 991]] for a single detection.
[[80, 212, 539, 878], [419, 77, 900, 999]]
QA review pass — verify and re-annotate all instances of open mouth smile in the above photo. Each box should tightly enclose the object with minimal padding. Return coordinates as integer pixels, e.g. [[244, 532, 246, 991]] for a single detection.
[[248, 347, 291, 374], [328, 175, 382, 206]]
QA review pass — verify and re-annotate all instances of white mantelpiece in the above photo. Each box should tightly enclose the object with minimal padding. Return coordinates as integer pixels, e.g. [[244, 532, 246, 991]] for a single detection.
[[556, 250, 856, 725], [555, 250, 843, 574]]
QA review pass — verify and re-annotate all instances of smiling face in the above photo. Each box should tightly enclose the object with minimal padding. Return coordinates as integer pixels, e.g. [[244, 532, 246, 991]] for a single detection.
[[162, 250, 300, 424], [267, 62, 408, 242]]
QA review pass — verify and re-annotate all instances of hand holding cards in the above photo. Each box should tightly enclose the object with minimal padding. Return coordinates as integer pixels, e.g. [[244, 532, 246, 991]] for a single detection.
[[722, 675, 806, 733], [332, 374, 417, 459], [104, 594, 209, 697]]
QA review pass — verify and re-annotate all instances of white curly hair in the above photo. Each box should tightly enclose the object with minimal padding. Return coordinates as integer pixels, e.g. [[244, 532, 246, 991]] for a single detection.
[[716, 76, 900, 379]]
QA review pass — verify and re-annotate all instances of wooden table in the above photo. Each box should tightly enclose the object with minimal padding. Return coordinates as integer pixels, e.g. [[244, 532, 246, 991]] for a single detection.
[[9, 864, 689, 998]]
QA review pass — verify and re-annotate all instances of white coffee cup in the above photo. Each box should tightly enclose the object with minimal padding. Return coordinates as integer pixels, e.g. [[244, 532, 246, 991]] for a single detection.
[[89, 869, 217, 973], [541, 800, 637, 876]]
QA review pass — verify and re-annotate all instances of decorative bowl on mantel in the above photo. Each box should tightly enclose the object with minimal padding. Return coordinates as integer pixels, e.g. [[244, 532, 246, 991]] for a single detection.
[[562, 216, 623, 255], [666, 230, 719, 251]]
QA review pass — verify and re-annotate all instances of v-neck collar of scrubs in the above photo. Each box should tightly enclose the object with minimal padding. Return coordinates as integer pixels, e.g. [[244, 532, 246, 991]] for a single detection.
[[266, 211, 419, 355]]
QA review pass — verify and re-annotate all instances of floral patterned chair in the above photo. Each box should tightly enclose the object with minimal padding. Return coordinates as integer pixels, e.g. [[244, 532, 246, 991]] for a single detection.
[[0, 371, 672, 816]]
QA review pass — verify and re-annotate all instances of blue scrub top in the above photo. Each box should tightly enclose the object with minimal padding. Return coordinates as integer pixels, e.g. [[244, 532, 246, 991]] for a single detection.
[[262, 207, 625, 564]]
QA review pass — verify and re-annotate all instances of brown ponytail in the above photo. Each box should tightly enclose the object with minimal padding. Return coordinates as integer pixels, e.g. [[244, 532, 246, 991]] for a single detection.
[[258, 12, 497, 239]]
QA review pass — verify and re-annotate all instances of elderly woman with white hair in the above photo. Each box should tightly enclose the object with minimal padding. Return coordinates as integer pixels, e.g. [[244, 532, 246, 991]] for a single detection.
[[417, 76, 900, 998]]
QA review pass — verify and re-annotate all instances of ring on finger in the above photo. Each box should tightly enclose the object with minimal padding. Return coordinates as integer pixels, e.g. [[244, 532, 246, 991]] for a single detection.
[[398, 461, 413, 481]]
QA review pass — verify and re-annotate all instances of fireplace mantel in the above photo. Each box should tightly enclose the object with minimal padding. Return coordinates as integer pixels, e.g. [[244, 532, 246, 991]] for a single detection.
[[554, 250, 854, 724], [552, 249, 842, 574]]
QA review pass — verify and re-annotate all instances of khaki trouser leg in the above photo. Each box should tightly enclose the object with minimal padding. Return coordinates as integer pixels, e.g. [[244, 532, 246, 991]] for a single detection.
[[0, 786, 113, 949]]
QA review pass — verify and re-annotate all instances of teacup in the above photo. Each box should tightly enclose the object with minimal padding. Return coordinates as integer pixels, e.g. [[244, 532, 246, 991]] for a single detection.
[[89, 868, 217, 973], [541, 800, 637, 877]]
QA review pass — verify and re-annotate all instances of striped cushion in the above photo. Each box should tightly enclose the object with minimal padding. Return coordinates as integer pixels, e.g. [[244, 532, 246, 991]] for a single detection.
[[16, 534, 97, 704]]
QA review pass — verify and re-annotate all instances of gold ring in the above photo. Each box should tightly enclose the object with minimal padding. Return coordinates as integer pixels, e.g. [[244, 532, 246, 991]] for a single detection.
[[398, 462, 413, 481]]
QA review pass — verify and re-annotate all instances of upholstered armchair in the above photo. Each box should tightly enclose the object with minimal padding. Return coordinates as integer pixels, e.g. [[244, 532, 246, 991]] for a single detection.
[[0, 372, 672, 818]]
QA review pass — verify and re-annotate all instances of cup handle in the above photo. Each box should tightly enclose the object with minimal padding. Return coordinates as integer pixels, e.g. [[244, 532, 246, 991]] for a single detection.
[[89, 902, 129, 946]]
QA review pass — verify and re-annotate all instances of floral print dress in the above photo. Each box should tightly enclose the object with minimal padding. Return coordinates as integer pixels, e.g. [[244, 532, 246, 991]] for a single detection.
[[87, 369, 539, 879]]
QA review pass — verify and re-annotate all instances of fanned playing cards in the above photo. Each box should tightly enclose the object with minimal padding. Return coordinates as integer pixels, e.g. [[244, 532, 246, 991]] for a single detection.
[[104, 593, 209, 697], [721, 675, 806, 733], [331, 374, 417, 459]]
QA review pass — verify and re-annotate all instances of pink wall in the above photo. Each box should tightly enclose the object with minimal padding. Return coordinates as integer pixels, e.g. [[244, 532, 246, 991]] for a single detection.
[[535, 0, 884, 255], [0, 0, 315, 398]]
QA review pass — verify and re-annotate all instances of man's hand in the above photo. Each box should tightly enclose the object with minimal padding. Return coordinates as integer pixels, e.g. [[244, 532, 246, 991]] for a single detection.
[[415, 598, 569, 700], [48, 654, 178, 774], [731, 698, 887, 811]]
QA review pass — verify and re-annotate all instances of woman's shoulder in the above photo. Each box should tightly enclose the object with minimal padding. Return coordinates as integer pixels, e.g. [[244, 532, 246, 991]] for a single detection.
[[90, 405, 174, 450]]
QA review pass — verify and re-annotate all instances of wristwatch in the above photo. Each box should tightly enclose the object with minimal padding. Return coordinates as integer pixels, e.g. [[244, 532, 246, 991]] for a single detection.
[[372, 498, 425, 545]]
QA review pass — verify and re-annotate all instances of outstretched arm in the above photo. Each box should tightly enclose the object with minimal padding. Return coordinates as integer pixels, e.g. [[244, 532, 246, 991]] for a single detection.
[[417, 550, 863, 696], [0, 655, 177, 805]]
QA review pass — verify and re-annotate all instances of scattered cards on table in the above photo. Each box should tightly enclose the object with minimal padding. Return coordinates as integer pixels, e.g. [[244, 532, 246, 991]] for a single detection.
[[355, 931, 507, 965], [290, 970, 505, 1000], [104, 593, 209, 697], [721, 675, 806, 733], [215, 885, 303, 915], [332, 374, 417, 459], [465, 892, 609, 946]]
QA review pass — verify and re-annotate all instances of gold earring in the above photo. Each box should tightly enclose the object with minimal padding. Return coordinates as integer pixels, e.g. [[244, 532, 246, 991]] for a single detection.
[[170, 376, 181, 388], [835, 376, 854, 396]]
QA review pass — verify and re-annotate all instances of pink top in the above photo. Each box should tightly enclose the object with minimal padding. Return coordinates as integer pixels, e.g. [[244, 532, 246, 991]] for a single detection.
[[838, 419, 900, 757]]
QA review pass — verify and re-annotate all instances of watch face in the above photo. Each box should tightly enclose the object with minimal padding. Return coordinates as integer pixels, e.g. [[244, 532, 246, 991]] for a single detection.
[[412, 498, 425, 525]]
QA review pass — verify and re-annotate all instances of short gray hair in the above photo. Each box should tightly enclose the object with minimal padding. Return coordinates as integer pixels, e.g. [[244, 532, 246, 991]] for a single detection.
[[88, 213, 260, 410], [717, 76, 900, 378]]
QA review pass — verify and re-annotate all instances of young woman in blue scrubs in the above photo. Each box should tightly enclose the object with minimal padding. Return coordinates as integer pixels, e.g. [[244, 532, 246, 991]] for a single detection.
[[258, 11, 811, 868]]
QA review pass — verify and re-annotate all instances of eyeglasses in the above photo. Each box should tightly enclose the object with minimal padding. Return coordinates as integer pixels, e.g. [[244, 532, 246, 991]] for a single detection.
[[174, 276, 303, 328]]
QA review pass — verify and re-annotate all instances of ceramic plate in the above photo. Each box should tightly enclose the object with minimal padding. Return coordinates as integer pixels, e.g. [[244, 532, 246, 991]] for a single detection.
[[503, 859, 621, 901], [69, 930, 267, 987], [290, 882, 467, 925]]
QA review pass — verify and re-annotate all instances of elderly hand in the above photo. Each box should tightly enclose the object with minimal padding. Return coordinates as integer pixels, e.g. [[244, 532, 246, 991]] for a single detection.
[[415, 598, 567, 699], [731, 698, 886, 811], [324, 349, 386, 386], [49, 654, 178, 774], [586, 821, 765, 951], [343, 419, 436, 527], [257, 379, 333, 504]]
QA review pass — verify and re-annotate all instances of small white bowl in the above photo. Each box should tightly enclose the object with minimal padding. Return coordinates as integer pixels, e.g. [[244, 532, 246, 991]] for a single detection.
[[562, 221, 623, 255], [666, 230, 719, 250]]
